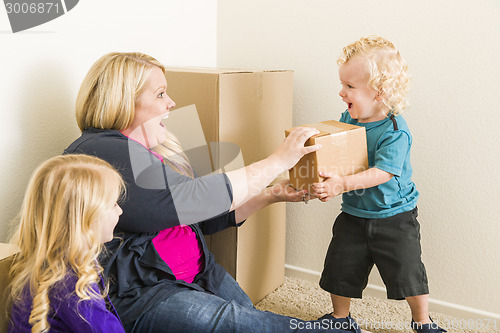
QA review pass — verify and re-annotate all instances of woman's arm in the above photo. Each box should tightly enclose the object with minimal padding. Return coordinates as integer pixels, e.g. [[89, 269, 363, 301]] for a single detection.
[[234, 179, 312, 222], [128, 126, 321, 229], [226, 127, 321, 211], [68, 128, 320, 233], [200, 179, 314, 233]]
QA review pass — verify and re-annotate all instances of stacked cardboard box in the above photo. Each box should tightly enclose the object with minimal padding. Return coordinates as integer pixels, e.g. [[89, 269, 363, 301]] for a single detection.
[[164, 67, 293, 304]]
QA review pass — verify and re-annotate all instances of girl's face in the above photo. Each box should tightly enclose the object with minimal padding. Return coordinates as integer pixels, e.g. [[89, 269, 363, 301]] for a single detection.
[[338, 57, 388, 123], [94, 188, 123, 243], [122, 66, 176, 147]]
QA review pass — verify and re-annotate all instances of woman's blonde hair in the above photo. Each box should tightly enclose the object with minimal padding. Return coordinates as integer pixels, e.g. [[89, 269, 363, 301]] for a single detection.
[[338, 35, 410, 115], [8, 154, 125, 333], [76, 52, 193, 177]]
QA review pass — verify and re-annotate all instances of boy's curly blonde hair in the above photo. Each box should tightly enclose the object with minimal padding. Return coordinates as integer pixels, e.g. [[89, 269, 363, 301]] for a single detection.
[[338, 35, 409, 115]]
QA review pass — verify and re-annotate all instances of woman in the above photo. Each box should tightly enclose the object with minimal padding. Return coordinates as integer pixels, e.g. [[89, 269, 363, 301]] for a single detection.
[[65, 52, 362, 333]]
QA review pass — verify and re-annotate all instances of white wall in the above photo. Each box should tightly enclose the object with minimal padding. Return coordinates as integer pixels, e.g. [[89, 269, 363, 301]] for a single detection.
[[0, 0, 217, 241], [218, 0, 500, 317]]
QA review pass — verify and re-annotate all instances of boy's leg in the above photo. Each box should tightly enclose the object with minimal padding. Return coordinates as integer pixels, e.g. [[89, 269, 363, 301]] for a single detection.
[[369, 208, 429, 301], [368, 208, 433, 327], [406, 294, 431, 324], [320, 213, 373, 300], [319, 213, 372, 332], [330, 294, 351, 318]]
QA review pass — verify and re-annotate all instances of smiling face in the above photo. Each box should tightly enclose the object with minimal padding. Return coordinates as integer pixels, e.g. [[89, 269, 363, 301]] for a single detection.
[[121, 66, 176, 147], [338, 57, 389, 123]]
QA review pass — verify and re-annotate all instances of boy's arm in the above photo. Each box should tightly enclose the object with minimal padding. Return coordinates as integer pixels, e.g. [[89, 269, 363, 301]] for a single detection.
[[312, 168, 393, 202]]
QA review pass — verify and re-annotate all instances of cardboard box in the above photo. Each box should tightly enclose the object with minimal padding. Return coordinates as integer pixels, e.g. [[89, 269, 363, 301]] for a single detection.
[[164, 67, 293, 304], [0, 243, 19, 332], [286, 120, 369, 191]]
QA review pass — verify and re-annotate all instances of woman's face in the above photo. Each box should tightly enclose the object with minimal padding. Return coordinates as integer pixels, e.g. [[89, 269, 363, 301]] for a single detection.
[[122, 66, 176, 147]]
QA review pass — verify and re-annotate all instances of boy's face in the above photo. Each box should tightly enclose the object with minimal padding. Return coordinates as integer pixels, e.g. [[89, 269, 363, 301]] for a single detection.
[[338, 57, 387, 123]]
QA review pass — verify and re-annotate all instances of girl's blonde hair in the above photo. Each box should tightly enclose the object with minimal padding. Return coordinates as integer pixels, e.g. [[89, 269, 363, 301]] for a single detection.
[[76, 52, 193, 177], [338, 35, 410, 115], [8, 154, 125, 333]]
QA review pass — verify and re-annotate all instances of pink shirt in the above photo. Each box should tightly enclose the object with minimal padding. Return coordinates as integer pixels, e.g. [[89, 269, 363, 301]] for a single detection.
[[152, 225, 204, 283], [121, 133, 204, 283]]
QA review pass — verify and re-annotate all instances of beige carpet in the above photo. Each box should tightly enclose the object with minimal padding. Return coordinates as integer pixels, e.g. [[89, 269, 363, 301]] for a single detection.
[[255, 277, 499, 333]]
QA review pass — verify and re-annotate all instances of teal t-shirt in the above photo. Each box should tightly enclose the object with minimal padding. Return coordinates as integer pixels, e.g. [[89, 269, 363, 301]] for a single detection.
[[339, 111, 419, 218]]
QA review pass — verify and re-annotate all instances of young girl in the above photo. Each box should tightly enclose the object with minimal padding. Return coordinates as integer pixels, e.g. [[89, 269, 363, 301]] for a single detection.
[[8, 154, 126, 333], [312, 36, 446, 333]]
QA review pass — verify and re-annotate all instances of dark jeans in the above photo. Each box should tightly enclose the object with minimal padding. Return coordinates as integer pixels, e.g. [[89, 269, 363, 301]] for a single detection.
[[125, 272, 353, 332]]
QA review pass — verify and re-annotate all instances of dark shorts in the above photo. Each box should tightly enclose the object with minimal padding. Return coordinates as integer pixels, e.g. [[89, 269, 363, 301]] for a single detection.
[[319, 207, 429, 300]]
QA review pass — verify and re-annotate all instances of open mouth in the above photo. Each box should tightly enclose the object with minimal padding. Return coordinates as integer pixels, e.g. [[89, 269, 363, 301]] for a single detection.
[[348, 103, 353, 110], [159, 113, 170, 127]]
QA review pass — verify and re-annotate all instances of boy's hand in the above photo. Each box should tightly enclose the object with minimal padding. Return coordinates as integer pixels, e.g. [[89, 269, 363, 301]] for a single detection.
[[311, 171, 345, 202]]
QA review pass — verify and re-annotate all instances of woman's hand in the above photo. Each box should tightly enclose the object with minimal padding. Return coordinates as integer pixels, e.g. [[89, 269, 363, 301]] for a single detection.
[[235, 179, 318, 222], [267, 179, 307, 203], [271, 127, 322, 171], [266, 179, 319, 204]]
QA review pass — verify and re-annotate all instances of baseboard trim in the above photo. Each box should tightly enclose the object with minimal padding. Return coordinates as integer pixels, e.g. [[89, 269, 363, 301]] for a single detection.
[[285, 264, 500, 320]]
